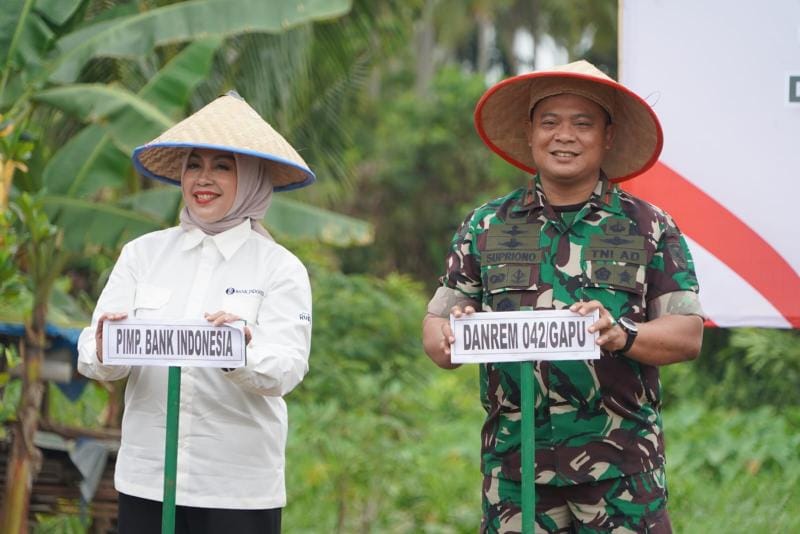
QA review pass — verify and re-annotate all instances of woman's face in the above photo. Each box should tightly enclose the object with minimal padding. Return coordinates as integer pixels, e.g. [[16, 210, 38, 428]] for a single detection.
[[181, 149, 238, 223]]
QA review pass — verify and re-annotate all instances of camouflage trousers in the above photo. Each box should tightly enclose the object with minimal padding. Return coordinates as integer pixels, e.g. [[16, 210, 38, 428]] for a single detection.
[[481, 468, 671, 533]]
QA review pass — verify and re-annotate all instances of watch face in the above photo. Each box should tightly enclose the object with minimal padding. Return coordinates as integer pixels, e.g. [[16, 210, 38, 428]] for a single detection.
[[619, 317, 638, 333]]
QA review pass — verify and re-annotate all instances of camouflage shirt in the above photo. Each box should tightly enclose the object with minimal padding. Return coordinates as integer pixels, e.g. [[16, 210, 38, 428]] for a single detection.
[[441, 176, 700, 486]]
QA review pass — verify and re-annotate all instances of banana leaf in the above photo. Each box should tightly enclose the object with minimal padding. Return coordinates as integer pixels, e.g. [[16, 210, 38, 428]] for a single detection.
[[40, 125, 130, 196], [48, 0, 352, 83], [41, 38, 221, 197], [117, 187, 183, 227], [51, 184, 374, 247], [34, 0, 85, 27], [0, 0, 36, 72], [266, 195, 373, 246], [42, 195, 167, 252], [34, 84, 172, 129]]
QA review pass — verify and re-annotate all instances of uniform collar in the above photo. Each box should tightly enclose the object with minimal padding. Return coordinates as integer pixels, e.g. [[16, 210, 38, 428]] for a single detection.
[[180, 219, 253, 260], [512, 171, 623, 215]]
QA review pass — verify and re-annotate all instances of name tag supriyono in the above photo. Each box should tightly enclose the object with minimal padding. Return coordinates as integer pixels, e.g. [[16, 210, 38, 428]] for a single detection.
[[103, 318, 246, 368], [450, 310, 600, 364]]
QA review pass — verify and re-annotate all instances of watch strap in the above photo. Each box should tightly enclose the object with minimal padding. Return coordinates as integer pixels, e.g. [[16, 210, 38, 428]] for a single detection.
[[619, 332, 636, 354], [618, 320, 637, 354]]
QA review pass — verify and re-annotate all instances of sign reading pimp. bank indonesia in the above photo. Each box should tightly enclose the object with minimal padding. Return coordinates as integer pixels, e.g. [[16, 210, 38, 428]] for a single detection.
[[450, 310, 600, 364], [103, 318, 246, 368]]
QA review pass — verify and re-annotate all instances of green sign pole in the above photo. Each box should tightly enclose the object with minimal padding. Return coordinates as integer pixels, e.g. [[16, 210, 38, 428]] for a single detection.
[[161, 366, 181, 534], [520, 361, 536, 534]]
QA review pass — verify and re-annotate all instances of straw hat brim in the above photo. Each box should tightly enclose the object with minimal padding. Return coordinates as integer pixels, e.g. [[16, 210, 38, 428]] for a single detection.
[[132, 93, 315, 192], [132, 142, 315, 192], [474, 69, 663, 182]]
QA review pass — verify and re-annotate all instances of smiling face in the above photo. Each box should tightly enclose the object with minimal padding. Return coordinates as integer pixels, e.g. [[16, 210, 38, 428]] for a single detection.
[[181, 149, 238, 223], [527, 93, 615, 194]]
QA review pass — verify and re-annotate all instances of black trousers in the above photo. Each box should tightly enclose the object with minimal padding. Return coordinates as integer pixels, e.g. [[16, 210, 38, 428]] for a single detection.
[[118, 492, 281, 534]]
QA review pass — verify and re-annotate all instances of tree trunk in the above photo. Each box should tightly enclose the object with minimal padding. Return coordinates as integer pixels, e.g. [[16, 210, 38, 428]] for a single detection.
[[528, 0, 540, 70], [0, 301, 46, 533], [413, 0, 437, 98], [335, 481, 347, 533], [475, 10, 493, 76]]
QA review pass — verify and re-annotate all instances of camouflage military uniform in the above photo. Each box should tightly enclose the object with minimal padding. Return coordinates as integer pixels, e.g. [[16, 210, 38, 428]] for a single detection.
[[481, 466, 670, 533], [438, 175, 700, 532]]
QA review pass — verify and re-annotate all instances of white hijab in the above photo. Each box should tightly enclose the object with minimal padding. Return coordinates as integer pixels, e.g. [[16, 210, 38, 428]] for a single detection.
[[179, 152, 273, 239]]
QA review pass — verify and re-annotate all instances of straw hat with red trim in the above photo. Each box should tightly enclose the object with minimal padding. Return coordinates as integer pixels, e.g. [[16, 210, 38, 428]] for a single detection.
[[133, 91, 314, 192], [474, 60, 663, 182]]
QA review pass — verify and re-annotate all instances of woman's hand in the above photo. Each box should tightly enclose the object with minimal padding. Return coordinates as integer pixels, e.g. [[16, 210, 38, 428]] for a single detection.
[[205, 311, 252, 344], [95, 312, 128, 363]]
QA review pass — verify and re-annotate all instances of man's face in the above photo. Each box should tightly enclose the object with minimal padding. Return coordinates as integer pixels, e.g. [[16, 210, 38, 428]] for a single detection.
[[526, 93, 614, 189]]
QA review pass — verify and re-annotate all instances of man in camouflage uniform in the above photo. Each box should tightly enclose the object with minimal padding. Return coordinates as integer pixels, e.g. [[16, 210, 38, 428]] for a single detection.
[[422, 61, 704, 533]]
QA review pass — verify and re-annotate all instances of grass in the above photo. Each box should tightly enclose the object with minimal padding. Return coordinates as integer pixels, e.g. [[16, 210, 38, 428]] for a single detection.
[[669, 467, 798, 533]]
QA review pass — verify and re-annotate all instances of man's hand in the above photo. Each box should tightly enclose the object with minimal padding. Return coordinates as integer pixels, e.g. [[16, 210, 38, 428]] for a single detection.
[[422, 305, 477, 369], [95, 312, 128, 363], [569, 300, 628, 353], [205, 311, 252, 344], [442, 305, 477, 357], [570, 300, 703, 365]]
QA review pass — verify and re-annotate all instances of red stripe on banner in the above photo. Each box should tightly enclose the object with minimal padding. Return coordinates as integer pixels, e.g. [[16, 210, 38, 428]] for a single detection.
[[624, 162, 800, 328]]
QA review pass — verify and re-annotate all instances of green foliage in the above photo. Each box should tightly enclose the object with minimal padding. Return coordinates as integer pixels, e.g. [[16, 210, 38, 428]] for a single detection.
[[40, 37, 221, 199], [666, 403, 800, 483], [656, 328, 800, 531], [730, 328, 800, 397], [4, 0, 373, 254], [285, 267, 484, 532], [537, 0, 617, 72], [0, 347, 22, 440], [4, 193, 66, 309], [665, 402, 800, 533], [343, 66, 523, 283], [47, 0, 353, 85], [0, 209, 24, 300], [266, 195, 374, 247], [662, 328, 800, 410], [0, 204, 24, 443], [287, 369, 484, 533], [193, 0, 417, 191], [31, 513, 87, 534], [296, 270, 427, 402], [46, 382, 109, 429]]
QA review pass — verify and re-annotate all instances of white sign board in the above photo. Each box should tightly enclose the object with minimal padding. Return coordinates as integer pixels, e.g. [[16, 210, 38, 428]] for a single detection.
[[450, 310, 599, 364], [620, 0, 800, 328], [103, 318, 246, 368]]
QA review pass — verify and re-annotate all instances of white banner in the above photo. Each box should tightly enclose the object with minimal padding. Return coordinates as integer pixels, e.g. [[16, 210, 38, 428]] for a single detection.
[[619, 0, 800, 328], [450, 310, 599, 364], [103, 318, 246, 368]]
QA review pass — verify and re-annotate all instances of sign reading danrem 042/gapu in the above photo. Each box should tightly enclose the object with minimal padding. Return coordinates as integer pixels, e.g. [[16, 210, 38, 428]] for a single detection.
[[450, 310, 600, 364], [102, 318, 246, 368]]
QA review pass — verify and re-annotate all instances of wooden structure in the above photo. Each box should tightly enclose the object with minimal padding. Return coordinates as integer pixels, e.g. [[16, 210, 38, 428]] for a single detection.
[[0, 422, 120, 533]]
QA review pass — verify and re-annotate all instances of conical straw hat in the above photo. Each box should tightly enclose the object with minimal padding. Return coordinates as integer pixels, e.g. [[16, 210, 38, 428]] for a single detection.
[[474, 60, 663, 182], [133, 92, 314, 191]]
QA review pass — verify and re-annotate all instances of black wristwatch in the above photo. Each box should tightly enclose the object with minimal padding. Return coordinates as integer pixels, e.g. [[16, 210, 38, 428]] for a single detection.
[[617, 317, 638, 355]]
